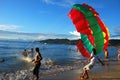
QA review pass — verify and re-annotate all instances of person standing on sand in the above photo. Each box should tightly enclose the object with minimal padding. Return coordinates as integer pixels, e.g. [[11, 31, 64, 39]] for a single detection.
[[80, 48, 97, 79], [117, 48, 120, 60], [104, 49, 109, 59], [32, 47, 42, 80]]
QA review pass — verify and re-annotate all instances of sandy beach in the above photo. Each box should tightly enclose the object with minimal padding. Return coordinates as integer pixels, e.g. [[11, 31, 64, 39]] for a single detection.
[[40, 59, 120, 80], [89, 60, 120, 80]]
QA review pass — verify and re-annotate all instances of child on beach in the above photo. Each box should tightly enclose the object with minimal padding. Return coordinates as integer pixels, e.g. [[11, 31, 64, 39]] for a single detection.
[[80, 48, 97, 79], [32, 47, 42, 80]]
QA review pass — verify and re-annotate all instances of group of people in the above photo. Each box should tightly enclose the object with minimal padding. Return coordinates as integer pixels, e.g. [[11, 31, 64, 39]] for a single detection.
[[22, 48, 34, 58], [22, 47, 42, 80], [104, 48, 120, 60], [22, 46, 120, 80]]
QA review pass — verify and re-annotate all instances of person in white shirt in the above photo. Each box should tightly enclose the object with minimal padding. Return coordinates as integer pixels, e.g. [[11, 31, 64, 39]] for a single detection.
[[80, 48, 97, 79]]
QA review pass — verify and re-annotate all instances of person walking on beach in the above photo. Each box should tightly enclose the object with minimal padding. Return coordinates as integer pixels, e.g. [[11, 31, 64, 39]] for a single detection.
[[104, 49, 109, 59], [22, 49, 28, 57], [32, 47, 42, 80], [80, 48, 97, 79], [117, 48, 120, 60]]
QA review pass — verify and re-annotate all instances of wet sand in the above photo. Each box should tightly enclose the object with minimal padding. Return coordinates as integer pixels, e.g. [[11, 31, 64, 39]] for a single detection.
[[89, 60, 120, 80], [41, 59, 120, 80]]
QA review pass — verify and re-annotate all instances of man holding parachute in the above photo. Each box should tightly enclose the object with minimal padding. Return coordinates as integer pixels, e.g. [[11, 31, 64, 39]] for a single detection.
[[68, 3, 110, 79]]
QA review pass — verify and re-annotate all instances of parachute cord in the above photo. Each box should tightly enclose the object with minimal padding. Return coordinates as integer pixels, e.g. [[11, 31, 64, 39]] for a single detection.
[[24, 39, 36, 49]]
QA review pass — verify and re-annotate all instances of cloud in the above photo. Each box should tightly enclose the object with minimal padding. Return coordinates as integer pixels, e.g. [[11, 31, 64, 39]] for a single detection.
[[42, 0, 74, 7], [105, 26, 120, 39], [37, 35, 48, 40], [110, 34, 120, 39], [115, 30, 120, 34], [69, 31, 80, 36], [0, 30, 80, 40], [111, 26, 120, 35], [0, 25, 20, 32], [0, 31, 35, 40], [115, 26, 120, 34], [36, 33, 76, 40], [69, 31, 80, 39]]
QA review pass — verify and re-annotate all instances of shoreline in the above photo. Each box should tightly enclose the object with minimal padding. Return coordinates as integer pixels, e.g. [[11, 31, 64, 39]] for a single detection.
[[0, 58, 120, 80], [41, 58, 120, 80]]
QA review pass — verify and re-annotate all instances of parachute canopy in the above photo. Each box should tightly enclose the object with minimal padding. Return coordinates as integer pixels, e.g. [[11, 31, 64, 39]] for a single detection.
[[68, 4, 110, 58]]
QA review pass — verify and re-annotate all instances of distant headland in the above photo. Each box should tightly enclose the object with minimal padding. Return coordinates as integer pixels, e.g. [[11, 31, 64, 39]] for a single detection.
[[35, 39, 120, 46]]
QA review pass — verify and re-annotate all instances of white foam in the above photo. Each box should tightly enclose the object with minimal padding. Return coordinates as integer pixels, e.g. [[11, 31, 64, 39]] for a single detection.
[[21, 57, 32, 62]]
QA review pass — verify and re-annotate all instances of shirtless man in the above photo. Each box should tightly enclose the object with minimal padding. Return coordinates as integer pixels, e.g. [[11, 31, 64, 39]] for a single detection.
[[32, 47, 42, 80], [22, 49, 28, 57]]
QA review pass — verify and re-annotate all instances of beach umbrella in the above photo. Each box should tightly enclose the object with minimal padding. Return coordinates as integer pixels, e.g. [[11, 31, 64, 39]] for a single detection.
[[68, 4, 110, 58]]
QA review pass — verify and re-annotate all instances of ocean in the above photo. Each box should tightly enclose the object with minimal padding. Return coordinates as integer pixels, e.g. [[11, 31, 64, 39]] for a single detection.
[[0, 39, 82, 72], [0, 39, 118, 77]]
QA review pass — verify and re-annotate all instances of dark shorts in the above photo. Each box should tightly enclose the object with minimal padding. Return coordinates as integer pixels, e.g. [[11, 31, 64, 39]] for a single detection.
[[33, 63, 41, 76]]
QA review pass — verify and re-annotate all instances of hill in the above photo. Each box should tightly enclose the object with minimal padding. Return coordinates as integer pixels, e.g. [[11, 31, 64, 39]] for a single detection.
[[109, 39, 120, 46], [38, 39, 79, 45], [36, 39, 120, 46]]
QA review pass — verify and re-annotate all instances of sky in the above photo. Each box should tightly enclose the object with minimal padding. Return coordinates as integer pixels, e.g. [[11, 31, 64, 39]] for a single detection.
[[0, 0, 120, 40]]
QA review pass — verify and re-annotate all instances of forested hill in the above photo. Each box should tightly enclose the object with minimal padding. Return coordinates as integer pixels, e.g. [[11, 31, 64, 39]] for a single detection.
[[36, 39, 120, 46], [109, 39, 120, 46], [37, 39, 79, 45]]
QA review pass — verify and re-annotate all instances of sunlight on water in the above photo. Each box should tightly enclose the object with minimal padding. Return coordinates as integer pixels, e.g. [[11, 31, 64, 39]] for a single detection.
[[21, 57, 32, 62]]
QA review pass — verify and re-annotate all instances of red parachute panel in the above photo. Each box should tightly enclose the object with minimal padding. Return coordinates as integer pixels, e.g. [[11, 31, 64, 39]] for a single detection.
[[68, 8, 91, 35], [95, 16, 109, 50], [87, 34, 95, 46], [77, 40, 90, 58]]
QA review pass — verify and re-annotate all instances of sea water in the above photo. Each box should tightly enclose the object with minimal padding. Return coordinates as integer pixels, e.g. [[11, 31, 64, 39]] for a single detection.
[[0, 40, 83, 72], [0, 39, 118, 79]]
